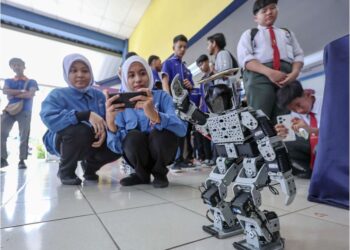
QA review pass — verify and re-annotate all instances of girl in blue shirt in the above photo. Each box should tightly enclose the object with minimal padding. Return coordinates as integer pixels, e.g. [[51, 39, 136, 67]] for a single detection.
[[40, 53, 120, 185], [106, 56, 186, 188]]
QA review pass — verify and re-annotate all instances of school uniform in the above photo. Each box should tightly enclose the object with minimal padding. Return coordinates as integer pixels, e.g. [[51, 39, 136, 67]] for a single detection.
[[214, 50, 238, 86], [108, 56, 187, 184], [162, 55, 194, 89], [194, 73, 213, 162], [40, 54, 120, 183], [237, 24, 304, 123], [162, 55, 194, 165], [107, 90, 187, 181], [285, 96, 322, 175]]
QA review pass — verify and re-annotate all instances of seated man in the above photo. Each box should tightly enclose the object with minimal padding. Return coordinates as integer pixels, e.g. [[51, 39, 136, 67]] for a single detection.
[[275, 80, 322, 179]]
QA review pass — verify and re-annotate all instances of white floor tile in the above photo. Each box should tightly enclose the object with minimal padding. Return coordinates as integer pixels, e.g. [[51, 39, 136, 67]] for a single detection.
[[1, 195, 93, 228], [1, 215, 118, 250], [1, 161, 348, 250], [86, 189, 168, 213], [99, 203, 209, 250], [172, 235, 243, 250], [261, 188, 317, 212], [298, 204, 349, 226], [145, 185, 202, 202], [280, 213, 349, 250]]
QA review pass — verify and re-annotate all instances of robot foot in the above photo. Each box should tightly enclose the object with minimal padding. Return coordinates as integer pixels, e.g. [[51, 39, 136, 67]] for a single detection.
[[233, 237, 285, 250], [202, 223, 243, 239]]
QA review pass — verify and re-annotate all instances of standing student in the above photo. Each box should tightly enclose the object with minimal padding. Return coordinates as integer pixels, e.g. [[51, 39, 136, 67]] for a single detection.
[[106, 56, 186, 188], [162, 34, 194, 170], [148, 55, 168, 90], [40, 54, 121, 185], [207, 33, 238, 86], [237, 0, 304, 123], [1, 58, 39, 169], [194, 54, 215, 165]]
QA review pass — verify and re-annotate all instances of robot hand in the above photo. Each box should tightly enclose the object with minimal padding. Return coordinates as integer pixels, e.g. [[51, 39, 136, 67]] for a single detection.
[[171, 74, 208, 126], [269, 170, 296, 205]]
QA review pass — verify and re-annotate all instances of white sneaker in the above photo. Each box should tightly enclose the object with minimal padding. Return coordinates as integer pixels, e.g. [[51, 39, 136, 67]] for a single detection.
[[120, 159, 135, 175]]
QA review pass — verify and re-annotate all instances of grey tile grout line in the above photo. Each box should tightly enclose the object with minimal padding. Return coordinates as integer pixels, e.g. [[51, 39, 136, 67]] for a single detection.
[[138, 188, 209, 219], [78, 186, 121, 250], [279, 206, 350, 227], [88, 174, 349, 227], [0, 213, 94, 230], [1, 173, 30, 208], [96, 201, 171, 215], [164, 235, 214, 250]]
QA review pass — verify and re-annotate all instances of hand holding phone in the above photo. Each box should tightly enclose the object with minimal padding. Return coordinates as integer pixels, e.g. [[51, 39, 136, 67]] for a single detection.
[[109, 92, 147, 108], [276, 114, 296, 141]]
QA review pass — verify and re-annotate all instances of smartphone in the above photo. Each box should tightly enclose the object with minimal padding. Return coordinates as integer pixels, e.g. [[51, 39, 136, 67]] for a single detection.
[[276, 114, 296, 142], [109, 92, 147, 108]]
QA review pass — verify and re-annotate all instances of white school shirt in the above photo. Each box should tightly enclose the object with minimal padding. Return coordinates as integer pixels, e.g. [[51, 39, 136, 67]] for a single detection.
[[291, 96, 323, 128], [237, 25, 304, 68], [214, 50, 234, 86]]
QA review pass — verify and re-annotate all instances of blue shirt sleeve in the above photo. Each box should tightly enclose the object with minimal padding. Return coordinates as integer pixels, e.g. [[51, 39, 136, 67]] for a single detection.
[[161, 60, 172, 82], [40, 89, 79, 133], [106, 112, 127, 154], [154, 91, 187, 137], [28, 79, 39, 91]]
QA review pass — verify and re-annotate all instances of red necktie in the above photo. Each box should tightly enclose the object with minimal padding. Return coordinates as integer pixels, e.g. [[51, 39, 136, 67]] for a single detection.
[[309, 112, 318, 169], [268, 26, 281, 70]]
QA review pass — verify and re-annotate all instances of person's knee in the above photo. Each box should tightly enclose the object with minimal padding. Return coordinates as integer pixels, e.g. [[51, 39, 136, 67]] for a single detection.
[[149, 130, 178, 152], [123, 130, 147, 154], [60, 124, 95, 146], [123, 130, 146, 146]]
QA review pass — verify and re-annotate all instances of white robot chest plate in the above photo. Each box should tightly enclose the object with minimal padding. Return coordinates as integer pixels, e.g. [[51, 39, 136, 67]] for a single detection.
[[207, 111, 245, 144]]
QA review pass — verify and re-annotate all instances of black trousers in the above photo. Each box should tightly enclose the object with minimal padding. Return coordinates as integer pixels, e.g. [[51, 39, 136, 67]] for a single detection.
[[176, 123, 193, 162], [55, 124, 121, 178], [122, 129, 178, 181], [285, 136, 311, 172], [193, 131, 212, 160]]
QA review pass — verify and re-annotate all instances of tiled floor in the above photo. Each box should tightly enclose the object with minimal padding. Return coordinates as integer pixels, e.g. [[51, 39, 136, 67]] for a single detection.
[[1, 159, 349, 250]]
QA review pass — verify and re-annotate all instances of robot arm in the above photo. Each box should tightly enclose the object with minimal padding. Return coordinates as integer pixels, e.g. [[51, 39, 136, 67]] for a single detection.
[[171, 74, 209, 126], [269, 169, 296, 206], [241, 109, 297, 206]]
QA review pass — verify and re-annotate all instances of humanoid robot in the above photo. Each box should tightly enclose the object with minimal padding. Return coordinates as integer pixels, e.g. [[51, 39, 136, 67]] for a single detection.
[[170, 70, 296, 250]]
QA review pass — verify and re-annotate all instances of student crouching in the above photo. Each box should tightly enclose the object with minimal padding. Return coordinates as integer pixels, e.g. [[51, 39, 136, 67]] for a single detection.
[[40, 53, 121, 185], [106, 56, 187, 188]]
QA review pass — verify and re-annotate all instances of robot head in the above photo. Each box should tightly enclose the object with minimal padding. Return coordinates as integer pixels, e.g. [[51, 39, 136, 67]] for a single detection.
[[205, 84, 233, 113]]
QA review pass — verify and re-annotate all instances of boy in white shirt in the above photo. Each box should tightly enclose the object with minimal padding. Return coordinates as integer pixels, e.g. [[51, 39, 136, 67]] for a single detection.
[[275, 80, 322, 179], [237, 0, 304, 123]]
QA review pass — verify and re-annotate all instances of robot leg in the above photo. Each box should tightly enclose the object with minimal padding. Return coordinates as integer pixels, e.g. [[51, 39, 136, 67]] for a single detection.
[[201, 157, 244, 238], [232, 205, 284, 250]]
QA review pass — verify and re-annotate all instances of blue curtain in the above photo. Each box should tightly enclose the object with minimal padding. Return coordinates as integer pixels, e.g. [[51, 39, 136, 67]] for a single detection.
[[308, 35, 349, 209]]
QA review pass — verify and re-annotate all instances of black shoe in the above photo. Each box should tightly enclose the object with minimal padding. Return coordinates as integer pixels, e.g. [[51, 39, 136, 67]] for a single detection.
[[60, 176, 82, 185], [81, 161, 99, 181], [18, 160, 27, 169], [1, 158, 8, 168], [294, 171, 312, 179], [170, 162, 182, 172], [153, 175, 169, 188], [84, 173, 99, 181], [120, 174, 150, 186]]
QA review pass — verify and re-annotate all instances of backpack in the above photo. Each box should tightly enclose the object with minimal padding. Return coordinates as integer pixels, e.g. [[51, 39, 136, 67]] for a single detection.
[[250, 27, 291, 50], [225, 50, 239, 69]]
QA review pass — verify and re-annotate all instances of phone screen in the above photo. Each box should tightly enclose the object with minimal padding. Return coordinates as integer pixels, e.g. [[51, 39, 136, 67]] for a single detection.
[[277, 114, 296, 142], [110, 92, 147, 108]]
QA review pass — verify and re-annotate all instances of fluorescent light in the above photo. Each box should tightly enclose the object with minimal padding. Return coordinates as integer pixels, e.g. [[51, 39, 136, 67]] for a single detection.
[[304, 50, 323, 66]]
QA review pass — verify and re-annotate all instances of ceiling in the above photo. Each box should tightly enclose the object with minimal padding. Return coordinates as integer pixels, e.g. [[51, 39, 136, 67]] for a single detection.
[[2, 0, 151, 39]]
